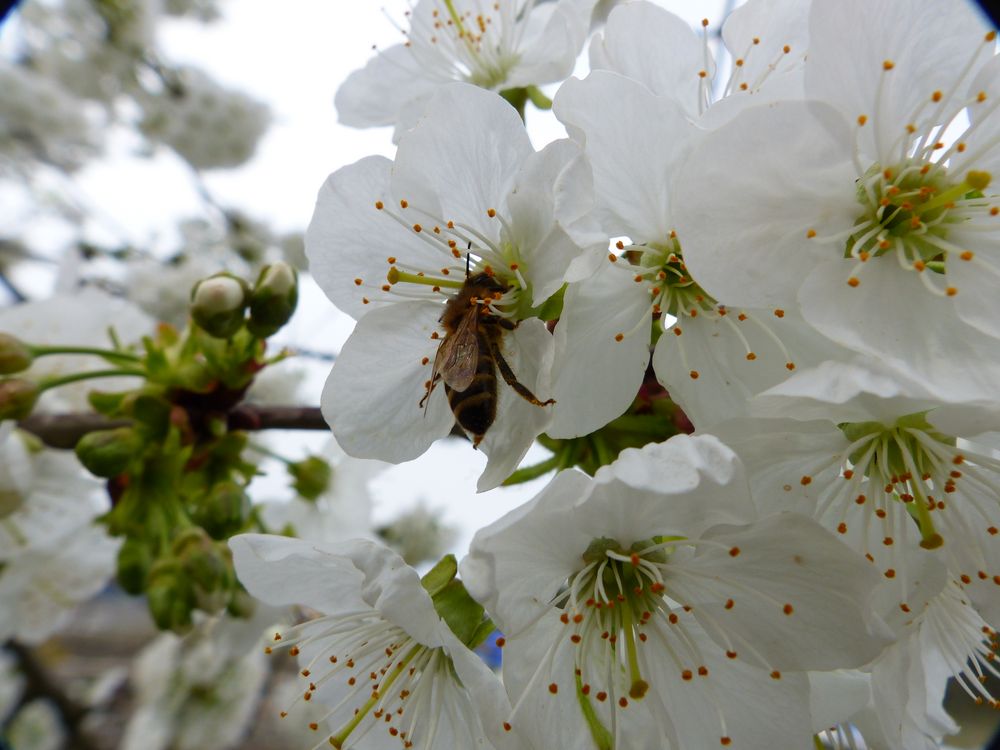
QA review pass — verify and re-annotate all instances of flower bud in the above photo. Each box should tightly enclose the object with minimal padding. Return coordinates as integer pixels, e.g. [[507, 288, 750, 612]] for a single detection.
[[0, 334, 32, 374], [190, 481, 251, 538], [288, 455, 331, 501], [0, 379, 40, 420], [146, 559, 196, 632], [116, 536, 152, 595], [75, 426, 140, 478], [246, 262, 298, 337], [190, 274, 249, 338]]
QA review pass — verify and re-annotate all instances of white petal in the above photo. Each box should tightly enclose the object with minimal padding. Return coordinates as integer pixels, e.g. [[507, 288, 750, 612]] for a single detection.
[[673, 100, 859, 309], [798, 257, 1000, 400], [505, 138, 606, 306], [462, 469, 598, 635], [305, 156, 447, 320], [554, 71, 696, 242], [321, 302, 455, 463], [722, 0, 809, 98], [653, 309, 839, 431], [507, 0, 591, 88], [393, 84, 533, 243], [589, 2, 705, 115], [335, 44, 438, 129], [476, 319, 555, 491], [548, 261, 651, 438], [806, 0, 989, 162], [683, 512, 890, 670]]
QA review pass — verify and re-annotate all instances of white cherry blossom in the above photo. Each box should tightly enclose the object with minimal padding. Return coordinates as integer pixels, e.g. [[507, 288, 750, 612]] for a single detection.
[[230, 534, 519, 750], [548, 69, 839, 436], [307, 83, 604, 489], [715, 359, 1000, 606], [589, 0, 809, 124], [673, 0, 1000, 397], [461, 436, 890, 750], [336, 0, 600, 139]]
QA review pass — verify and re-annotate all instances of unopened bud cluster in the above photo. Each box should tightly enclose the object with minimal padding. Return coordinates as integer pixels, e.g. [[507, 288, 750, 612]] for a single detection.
[[190, 263, 297, 340]]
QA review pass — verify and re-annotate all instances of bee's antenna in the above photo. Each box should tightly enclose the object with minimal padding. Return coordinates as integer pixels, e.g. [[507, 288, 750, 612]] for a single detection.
[[465, 245, 471, 278]]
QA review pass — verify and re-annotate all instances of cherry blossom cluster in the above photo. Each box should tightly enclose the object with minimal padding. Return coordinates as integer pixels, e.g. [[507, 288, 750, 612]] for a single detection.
[[233, 1, 1000, 749]]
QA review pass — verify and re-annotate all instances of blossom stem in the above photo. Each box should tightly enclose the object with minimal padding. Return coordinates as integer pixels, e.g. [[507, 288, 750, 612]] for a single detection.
[[28, 344, 141, 363], [502, 453, 561, 485], [38, 368, 145, 391]]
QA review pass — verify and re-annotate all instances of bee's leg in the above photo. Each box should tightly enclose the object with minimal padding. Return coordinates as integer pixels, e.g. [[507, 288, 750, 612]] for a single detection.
[[487, 337, 555, 407], [419, 373, 440, 410]]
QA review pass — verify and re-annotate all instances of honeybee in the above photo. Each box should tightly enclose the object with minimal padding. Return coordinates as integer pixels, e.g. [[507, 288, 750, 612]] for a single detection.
[[420, 265, 554, 447]]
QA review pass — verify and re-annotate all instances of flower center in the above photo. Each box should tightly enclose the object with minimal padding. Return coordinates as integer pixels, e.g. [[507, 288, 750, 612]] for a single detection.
[[367, 198, 529, 318], [843, 161, 992, 294], [413, 1, 524, 90], [608, 237, 795, 376], [267, 616, 451, 749]]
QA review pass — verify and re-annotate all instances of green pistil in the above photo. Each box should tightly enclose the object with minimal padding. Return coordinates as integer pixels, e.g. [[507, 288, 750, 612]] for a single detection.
[[442, 0, 467, 37], [328, 643, 423, 749], [387, 266, 464, 290], [621, 603, 648, 699], [919, 170, 991, 213], [840, 417, 949, 547], [576, 670, 613, 750]]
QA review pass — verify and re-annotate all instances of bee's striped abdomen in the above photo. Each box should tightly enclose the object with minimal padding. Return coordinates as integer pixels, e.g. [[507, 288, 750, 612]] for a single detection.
[[446, 332, 497, 445]]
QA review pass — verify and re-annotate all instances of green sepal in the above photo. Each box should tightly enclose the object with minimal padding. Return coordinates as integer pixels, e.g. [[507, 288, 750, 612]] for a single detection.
[[116, 536, 151, 595], [525, 85, 553, 110], [421, 554, 458, 597], [75, 426, 140, 478], [88, 389, 130, 416], [531, 284, 566, 321], [468, 618, 497, 650], [431, 579, 486, 648]]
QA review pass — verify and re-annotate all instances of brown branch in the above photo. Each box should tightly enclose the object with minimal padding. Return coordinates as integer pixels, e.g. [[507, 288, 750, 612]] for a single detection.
[[5, 641, 103, 750], [18, 405, 330, 449]]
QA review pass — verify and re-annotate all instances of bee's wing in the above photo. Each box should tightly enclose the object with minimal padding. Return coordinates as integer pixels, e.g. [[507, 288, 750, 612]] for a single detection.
[[435, 306, 480, 391]]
